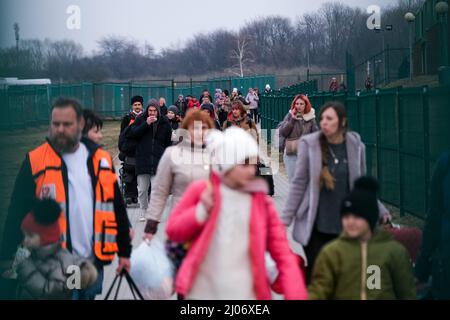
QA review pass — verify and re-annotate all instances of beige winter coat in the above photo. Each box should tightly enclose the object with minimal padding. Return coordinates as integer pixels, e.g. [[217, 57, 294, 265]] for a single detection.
[[145, 139, 211, 226]]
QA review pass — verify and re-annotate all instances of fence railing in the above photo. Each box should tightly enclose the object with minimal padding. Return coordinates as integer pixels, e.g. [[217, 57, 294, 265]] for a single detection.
[[260, 85, 450, 219], [269, 80, 318, 96], [0, 75, 275, 129]]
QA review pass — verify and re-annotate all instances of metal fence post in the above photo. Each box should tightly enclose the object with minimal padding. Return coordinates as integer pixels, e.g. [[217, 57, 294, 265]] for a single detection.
[[422, 86, 430, 215], [397, 87, 404, 217], [375, 89, 381, 183], [171, 79, 175, 104]]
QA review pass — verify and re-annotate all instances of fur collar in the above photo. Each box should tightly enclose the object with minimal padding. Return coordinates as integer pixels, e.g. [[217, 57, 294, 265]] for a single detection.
[[302, 108, 316, 122]]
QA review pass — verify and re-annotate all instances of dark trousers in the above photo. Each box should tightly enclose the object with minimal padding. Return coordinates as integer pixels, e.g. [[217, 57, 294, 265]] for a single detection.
[[304, 227, 338, 285], [250, 108, 259, 124], [123, 162, 138, 198]]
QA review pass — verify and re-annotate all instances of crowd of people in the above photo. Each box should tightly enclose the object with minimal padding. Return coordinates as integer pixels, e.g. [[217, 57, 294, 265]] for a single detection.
[[0, 87, 449, 301]]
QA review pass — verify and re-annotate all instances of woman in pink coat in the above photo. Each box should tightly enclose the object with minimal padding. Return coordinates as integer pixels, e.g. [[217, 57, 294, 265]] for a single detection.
[[166, 127, 308, 300]]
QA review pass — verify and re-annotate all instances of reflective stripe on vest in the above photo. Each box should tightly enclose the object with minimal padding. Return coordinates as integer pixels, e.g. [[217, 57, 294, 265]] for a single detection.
[[28, 142, 119, 262]]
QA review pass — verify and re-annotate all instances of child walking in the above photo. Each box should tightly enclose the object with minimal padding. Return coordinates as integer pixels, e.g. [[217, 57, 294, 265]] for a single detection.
[[166, 127, 308, 300], [309, 177, 416, 300]]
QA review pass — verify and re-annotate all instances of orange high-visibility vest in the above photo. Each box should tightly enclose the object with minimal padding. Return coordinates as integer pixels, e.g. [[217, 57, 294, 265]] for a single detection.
[[28, 141, 119, 262]]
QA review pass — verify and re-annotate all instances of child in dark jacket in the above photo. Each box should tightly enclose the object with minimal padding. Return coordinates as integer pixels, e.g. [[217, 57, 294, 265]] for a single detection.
[[309, 177, 416, 300], [16, 199, 97, 300], [167, 105, 182, 144]]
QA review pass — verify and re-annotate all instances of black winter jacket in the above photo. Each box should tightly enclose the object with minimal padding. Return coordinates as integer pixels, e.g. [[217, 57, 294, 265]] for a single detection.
[[126, 106, 172, 175]]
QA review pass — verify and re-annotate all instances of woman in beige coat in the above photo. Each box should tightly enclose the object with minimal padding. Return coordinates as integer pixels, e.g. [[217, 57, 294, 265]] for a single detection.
[[143, 110, 214, 238]]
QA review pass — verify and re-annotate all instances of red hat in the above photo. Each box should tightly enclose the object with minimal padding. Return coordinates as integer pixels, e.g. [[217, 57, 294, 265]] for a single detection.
[[21, 199, 62, 246]]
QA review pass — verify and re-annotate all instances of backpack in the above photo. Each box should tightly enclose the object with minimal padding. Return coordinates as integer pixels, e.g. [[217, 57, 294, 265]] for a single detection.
[[118, 124, 138, 156]]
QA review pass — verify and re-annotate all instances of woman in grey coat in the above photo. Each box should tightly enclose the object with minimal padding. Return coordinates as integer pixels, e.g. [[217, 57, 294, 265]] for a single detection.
[[281, 101, 390, 283], [278, 94, 319, 182]]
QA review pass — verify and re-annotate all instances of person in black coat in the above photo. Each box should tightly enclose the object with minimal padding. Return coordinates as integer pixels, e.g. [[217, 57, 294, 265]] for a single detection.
[[167, 105, 181, 131], [199, 89, 213, 106], [200, 103, 221, 131], [120, 95, 144, 134], [118, 95, 144, 205], [174, 94, 188, 118], [158, 97, 168, 117], [126, 99, 172, 221], [416, 149, 450, 299]]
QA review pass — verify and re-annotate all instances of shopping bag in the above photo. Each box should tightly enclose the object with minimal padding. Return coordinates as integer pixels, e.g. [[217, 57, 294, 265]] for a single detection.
[[130, 239, 174, 300], [104, 270, 144, 300]]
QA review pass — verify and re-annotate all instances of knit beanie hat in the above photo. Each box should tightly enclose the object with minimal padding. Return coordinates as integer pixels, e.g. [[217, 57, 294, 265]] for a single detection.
[[21, 199, 62, 246], [341, 176, 379, 230], [131, 95, 144, 106], [201, 103, 215, 116], [146, 98, 161, 116], [206, 127, 259, 176], [167, 105, 180, 116]]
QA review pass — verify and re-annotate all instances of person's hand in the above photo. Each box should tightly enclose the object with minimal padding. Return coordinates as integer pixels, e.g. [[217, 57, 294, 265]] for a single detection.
[[116, 257, 131, 274], [142, 233, 154, 241], [129, 228, 135, 241], [200, 184, 214, 212], [380, 212, 392, 225], [289, 109, 298, 119], [147, 116, 157, 125]]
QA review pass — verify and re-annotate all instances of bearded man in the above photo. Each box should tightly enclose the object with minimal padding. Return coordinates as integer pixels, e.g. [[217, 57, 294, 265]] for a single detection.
[[0, 97, 132, 300]]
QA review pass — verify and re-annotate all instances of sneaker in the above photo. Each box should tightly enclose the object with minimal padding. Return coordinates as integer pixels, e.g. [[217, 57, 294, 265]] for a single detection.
[[126, 198, 133, 205], [139, 210, 146, 222]]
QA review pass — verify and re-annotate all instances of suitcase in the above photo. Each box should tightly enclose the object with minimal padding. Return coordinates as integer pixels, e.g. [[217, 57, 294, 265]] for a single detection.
[[257, 162, 275, 196], [384, 222, 422, 264]]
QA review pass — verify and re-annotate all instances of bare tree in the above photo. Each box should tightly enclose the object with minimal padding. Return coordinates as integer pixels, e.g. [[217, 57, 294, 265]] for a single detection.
[[229, 32, 255, 77], [13, 23, 20, 52]]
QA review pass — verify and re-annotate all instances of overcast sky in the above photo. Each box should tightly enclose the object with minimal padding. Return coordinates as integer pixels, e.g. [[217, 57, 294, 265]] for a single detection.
[[0, 0, 395, 54]]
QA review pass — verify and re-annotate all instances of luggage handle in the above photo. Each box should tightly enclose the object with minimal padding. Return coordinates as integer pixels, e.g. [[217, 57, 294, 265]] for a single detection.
[[104, 270, 144, 300]]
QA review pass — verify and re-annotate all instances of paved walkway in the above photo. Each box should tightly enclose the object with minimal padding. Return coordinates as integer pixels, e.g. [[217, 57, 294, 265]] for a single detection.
[[99, 128, 304, 300]]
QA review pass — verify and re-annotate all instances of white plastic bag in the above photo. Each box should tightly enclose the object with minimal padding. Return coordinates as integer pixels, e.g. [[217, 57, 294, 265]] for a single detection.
[[130, 239, 174, 300], [265, 252, 278, 284]]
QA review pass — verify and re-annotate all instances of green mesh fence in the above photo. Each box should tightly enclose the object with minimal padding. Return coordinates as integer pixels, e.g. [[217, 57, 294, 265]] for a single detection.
[[260, 85, 450, 219], [0, 75, 275, 128]]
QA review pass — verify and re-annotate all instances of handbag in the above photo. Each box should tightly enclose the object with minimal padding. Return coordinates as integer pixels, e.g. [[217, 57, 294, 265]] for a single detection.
[[104, 270, 144, 300], [384, 222, 422, 264], [285, 138, 300, 155], [165, 181, 213, 271]]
